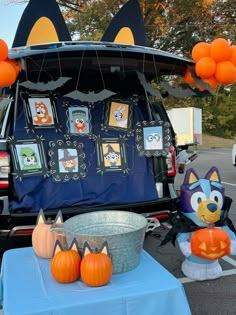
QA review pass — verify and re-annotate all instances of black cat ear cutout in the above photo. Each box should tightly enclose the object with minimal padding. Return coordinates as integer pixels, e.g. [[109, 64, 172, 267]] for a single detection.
[[36, 209, 47, 225], [82, 241, 111, 257], [12, 0, 71, 48], [68, 238, 80, 253], [82, 242, 93, 257], [52, 239, 64, 257], [101, 0, 148, 46], [99, 241, 111, 257], [54, 210, 64, 225]]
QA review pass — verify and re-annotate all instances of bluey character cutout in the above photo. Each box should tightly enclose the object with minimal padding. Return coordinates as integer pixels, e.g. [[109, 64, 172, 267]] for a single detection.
[[161, 166, 236, 281]]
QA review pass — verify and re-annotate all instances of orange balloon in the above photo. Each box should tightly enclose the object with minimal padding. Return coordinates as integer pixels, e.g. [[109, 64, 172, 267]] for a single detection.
[[192, 42, 210, 62], [202, 76, 218, 89], [210, 38, 232, 62], [184, 68, 195, 85], [0, 61, 17, 87], [0, 39, 8, 61], [5, 58, 22, 75], [195, 57, 216, 78], [229, 46, 236, 66], [215, 61, 236, 85]]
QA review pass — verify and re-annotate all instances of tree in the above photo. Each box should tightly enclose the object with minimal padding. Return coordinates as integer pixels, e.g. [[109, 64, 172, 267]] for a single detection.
[[8, 0, 236, 56], [6, 0, 236, 137], [56, 0, 236, 58]]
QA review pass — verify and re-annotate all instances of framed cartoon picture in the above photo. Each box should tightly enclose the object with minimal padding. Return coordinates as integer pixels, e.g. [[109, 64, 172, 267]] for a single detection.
[[21, 92, 61, 133], [96, 137, 129, 175], [48, 140, 86, 182], [9, 137, 48, 180], [135, 121, 172, 157], [65, 105, 93, 138], [101, 97, 134, 135]]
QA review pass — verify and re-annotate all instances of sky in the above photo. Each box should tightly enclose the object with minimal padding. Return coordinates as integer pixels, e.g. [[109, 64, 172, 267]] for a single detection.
[[0, 1, 28, 48]]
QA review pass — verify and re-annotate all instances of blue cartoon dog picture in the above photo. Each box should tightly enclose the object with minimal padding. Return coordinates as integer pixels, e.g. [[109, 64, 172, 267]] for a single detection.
[[143, 126, 163, 150]]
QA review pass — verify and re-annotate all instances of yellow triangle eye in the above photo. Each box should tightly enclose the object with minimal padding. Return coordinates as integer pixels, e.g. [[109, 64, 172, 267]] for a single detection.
[[220, 241, 227, 249], [198, 242, 207, 251]]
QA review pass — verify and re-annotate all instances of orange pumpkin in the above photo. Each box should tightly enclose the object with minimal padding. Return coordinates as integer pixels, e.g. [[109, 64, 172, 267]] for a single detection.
[[32, 210, 67, 258], [51, 240, 81, 283], [191, 227, 231, 260], [81, 242, 113, 287]]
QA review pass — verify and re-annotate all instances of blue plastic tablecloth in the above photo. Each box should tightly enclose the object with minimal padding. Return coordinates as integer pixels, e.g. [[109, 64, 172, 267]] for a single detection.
[[0, 247, 192, 315]]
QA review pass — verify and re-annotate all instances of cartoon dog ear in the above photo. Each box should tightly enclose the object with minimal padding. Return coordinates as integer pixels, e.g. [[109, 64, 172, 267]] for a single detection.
[[205, 166, 221, 183], [101, 0, 148, 46], [183, 168, 199, 186], [36, 209, 47, 225], [12, 0, 71, 48], [54, 210, 63, 225]]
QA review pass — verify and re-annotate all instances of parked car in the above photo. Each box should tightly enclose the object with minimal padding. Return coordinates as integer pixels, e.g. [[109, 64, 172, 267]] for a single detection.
[[232, 142, 236, 167], [0, 41, 195, 253]]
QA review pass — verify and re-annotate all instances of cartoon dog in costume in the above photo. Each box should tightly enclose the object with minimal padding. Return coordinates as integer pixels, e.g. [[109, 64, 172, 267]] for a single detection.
[[33, 101, 53, 125], [20, 147, 41, 170], [161, 166, 236, 281]]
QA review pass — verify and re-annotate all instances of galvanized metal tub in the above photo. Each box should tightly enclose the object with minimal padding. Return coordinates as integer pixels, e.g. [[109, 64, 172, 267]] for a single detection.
[[63, 210, 147, 274]]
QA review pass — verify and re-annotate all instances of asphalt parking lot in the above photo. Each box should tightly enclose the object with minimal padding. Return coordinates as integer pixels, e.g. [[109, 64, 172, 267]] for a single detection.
[[0, 148, 235, 315], [144, 223, 236, 315], [144, 148, 236, 315]]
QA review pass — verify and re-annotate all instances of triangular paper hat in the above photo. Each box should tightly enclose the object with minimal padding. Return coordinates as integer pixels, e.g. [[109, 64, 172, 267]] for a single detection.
[[101, 0, 148, 46], [12, 0, 71, 48]]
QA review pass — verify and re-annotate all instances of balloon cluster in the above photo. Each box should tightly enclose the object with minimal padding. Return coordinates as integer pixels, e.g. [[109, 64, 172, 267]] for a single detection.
[[184, 38, 236, 90], [0, 39, 21, 88]]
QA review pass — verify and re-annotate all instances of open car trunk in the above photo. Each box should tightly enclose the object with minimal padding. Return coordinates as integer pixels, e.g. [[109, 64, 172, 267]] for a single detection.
[[0, 42, 194, 248]]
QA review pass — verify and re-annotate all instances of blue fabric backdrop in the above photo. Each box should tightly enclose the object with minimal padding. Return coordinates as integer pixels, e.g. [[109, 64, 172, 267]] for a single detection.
[[10, 96, 158, 212]]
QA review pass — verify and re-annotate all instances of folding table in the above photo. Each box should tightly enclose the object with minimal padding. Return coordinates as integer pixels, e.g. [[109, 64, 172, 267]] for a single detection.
[[0, 247, 192, 315]]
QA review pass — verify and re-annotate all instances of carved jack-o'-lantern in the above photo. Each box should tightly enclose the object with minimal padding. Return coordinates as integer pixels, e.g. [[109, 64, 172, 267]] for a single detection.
[[191, 227, 231, 260]]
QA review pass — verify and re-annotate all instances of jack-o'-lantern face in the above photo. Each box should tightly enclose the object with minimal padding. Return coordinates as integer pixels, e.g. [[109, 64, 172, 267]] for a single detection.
[[191, 227, 231, 260]]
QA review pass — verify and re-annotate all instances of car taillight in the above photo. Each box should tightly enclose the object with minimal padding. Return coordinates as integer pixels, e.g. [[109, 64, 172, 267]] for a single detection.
[[166, 145, 176, 177], [0, 151, 10, 189], [14, 229, 34, 235]]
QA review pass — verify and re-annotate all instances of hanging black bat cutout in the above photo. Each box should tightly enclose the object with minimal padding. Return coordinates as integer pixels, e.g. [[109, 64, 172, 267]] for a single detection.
[[63, 89, 116, 102], [160, 81, 197, 98], [136, 71, 163, 98], [19, 77, 72, 91], [188, 66, 210, 90], [161, 81, 211, 98]]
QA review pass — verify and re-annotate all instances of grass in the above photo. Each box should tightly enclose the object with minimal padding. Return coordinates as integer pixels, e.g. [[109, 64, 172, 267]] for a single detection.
[[190, 134, 235, 149]]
